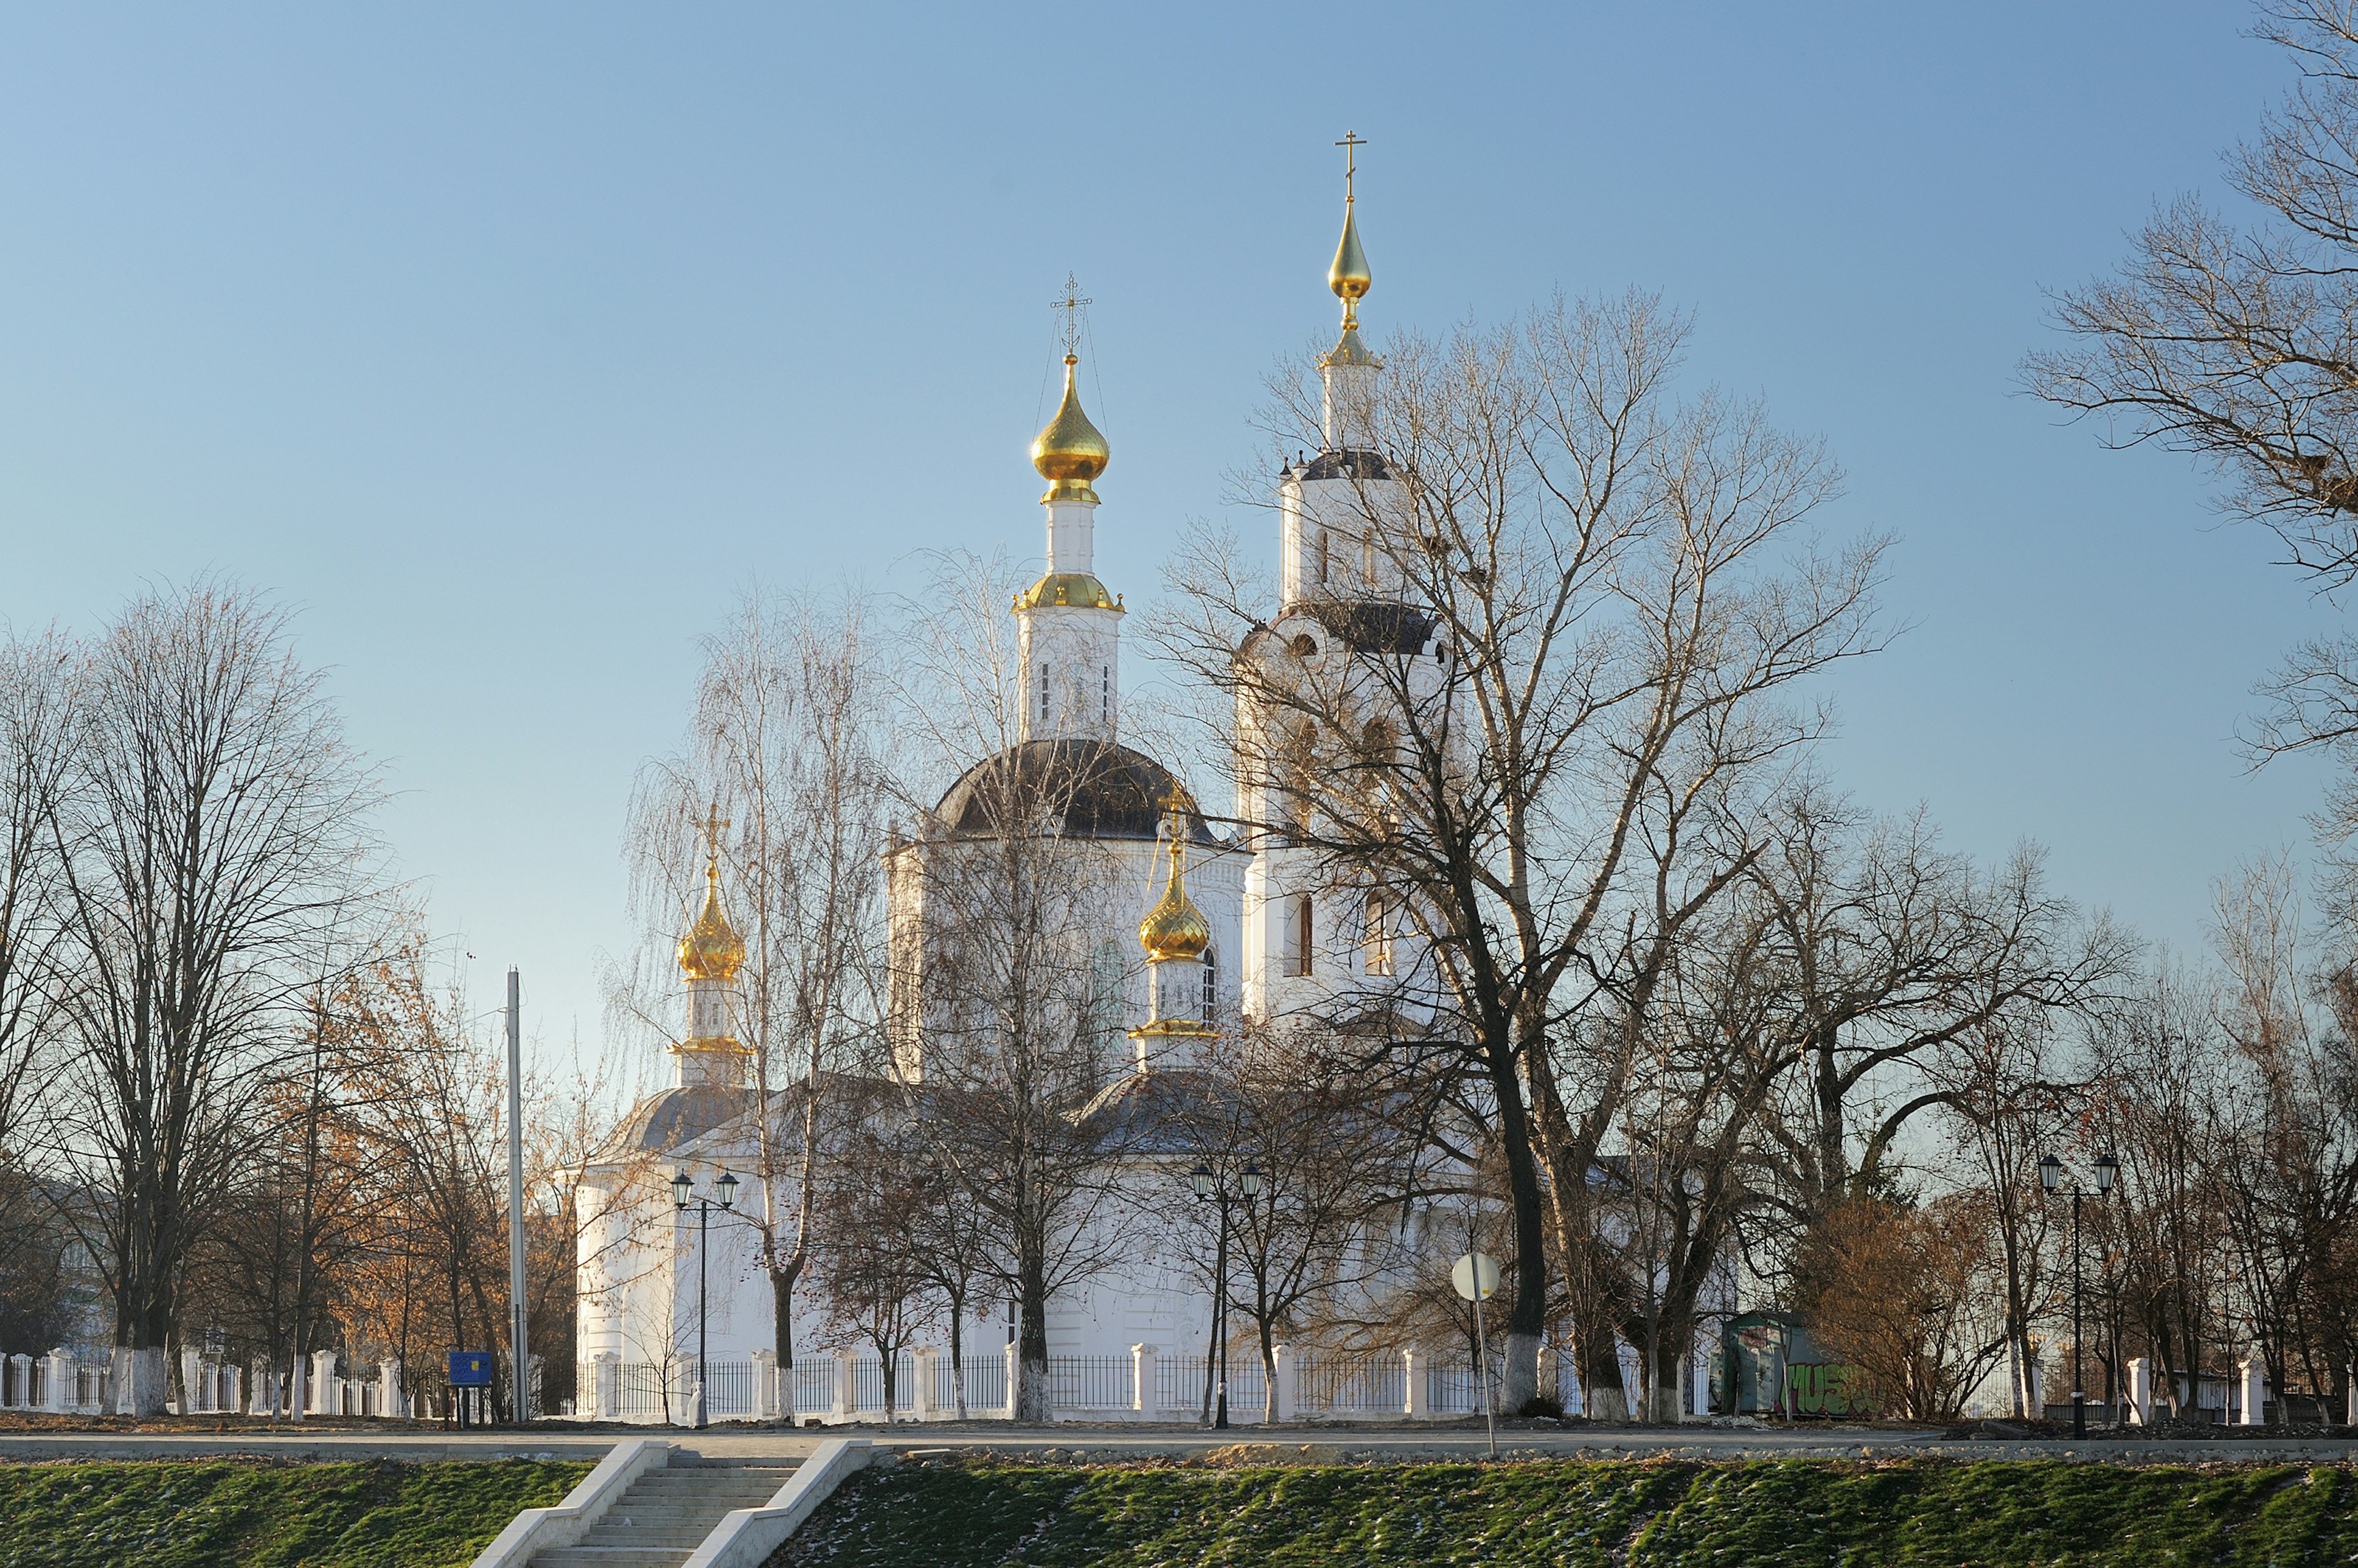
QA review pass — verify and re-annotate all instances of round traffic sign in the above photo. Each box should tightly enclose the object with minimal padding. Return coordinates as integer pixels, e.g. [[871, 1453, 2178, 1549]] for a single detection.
[[1452, 1251, 1500, 1302]]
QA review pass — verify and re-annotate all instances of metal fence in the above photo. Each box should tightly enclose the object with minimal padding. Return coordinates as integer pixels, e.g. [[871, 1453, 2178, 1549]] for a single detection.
[[1425, 1359, 1503, 1416], [703, 1360, 753, 1419], [1303, 1355, 1406, 1416], [590, 1344, 1603, 1425], [614, 1360, 672, 1421], [1046, 1355, 1132, 1411], [791, 1356, 833, 1417], [951, 1351, 1006, 1413]]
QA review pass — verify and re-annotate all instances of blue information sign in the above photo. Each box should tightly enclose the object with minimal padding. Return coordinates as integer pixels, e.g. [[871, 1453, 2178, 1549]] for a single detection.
[[448, 1351, 493, 1388]]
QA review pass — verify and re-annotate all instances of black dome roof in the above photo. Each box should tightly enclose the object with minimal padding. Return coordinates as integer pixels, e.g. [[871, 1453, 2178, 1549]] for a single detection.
[[933, 740, 1218, 844]]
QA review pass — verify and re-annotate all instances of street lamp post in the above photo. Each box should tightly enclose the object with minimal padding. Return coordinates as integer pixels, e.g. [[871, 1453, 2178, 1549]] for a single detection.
[[2038, 1151, 2118, 1440], [1191, 1159, 1262, 1430], [672, 1167, 739, 1431]]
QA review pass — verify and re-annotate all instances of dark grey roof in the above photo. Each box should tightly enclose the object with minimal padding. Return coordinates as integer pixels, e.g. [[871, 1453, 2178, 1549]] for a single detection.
[[1306, 600, 1437, 656], [933, 740, 1218, 844], [1293, 448, 1395, 482], [1073, 1067, 1237, 1155], [607, 1085, 752, 1157]]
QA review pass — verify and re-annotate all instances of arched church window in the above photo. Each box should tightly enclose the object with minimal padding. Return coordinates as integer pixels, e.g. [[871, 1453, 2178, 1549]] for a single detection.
[[1316, 527, 1329, 586], [1290, 634, 1319, 658], [1102, 665, 1110, 723], [1038, 662, 1049, 722], [1363, 891, 1394, 977], [1201, 944, 1218, 1024]]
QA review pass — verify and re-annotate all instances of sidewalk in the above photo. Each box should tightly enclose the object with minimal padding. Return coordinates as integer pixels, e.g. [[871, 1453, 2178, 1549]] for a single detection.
[[0, 1419, 2347, 1465]]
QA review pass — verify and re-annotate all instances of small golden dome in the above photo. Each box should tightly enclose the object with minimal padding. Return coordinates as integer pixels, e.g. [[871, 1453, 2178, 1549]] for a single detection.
[[1138, 809, 1210, 963], [1016, 572, 1122, 613], [677, 860, 745, 982], [1032, 354, 1110, 503], [1329, 202, 1372, 320]]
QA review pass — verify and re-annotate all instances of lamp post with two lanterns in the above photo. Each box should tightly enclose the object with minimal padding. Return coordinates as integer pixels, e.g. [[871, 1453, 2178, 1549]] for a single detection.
[[672, 1167, 738, 1431], [2037, 1150, 2117, 1440], [1191, 1159, 1261, 1430]]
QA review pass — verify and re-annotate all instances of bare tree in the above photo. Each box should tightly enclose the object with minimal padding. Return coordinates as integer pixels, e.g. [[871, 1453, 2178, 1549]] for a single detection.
[[2024, 3, 2358, 907], [42, 582, 383, 1413], [1179, 1025, 1425, 1414], [1161, 293, 1886, 1410], [0, 631, 76, 1158], [628, 586, 892, 1392], [886, 549, 1151, 1421]]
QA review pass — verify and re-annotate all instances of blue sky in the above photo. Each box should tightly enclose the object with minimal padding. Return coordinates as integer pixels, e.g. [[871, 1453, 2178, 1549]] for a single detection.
[[0, 3, 2331, 1073]]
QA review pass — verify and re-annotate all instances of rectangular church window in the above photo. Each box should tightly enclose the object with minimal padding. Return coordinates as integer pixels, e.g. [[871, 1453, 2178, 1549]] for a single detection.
[[1284, 893, 1312, 977]]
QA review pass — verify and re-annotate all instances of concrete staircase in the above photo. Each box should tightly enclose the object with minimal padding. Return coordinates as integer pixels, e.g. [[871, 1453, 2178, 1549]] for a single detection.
[[530, 1457, 799, 1568]]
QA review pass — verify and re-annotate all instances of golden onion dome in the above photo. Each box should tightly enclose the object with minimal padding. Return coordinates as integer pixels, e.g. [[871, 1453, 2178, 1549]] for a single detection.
[[1138, 817, 1211, 963], [1329, 201, 1372, 319], [1032, 354, 1110, 503], [677, 860, 745, 982]]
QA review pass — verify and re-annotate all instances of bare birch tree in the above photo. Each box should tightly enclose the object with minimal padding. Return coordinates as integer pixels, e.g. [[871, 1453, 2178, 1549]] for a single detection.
[[626, 586, 891, 1388]]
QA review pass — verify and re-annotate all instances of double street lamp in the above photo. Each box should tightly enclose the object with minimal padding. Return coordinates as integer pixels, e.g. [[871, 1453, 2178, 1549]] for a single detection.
[[672, 1168, 739, 1431], [2037, 1151, 2117, 1440], [1191, 1159, 1263, 1430]]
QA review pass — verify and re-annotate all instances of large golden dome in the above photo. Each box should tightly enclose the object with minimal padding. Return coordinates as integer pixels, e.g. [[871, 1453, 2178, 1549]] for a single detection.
[[1032, 354, 1110, 503], [1138, 813, 1210, 963], [677, 861, 745, 982]]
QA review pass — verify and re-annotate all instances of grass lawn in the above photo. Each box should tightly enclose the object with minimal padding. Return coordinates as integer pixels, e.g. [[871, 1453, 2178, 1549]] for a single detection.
[[0, 1456, 590, 1567], [768, 1456, 2358, 1567]]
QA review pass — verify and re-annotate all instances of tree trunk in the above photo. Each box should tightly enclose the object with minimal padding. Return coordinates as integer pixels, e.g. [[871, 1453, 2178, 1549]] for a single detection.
[[1015, 1266, 1049, 1423], [1487, 1038, 1546, 1411]]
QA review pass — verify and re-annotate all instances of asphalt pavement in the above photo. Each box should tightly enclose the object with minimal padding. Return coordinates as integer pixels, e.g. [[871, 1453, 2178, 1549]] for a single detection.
[[0, 1419, 2348, 1465]]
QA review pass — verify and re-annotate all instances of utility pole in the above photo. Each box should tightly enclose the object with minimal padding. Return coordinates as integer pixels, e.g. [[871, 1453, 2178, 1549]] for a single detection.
[[507, 968, 529, 1423]]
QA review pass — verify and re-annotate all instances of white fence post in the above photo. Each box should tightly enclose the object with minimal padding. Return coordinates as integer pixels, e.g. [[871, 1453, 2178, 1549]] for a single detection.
[[1403, 1346, 1428, 1420], [2240, 1354, 2267, 1426], [177, 1349, 202, 1413], [44, 1349, 69, 1415], [594, 1353, 619, 1421], [1271, 1345, 1294, 1424], [752, 1349, 779, 1421], [832, 1353, 855, 1421], [1005, 1343, 1021, 1421], [1130, 1343, 1155, 1422], [6, 1353, 25, 1410], [909, 1348, 936, 1422], [308, 1350, 337, 1416]]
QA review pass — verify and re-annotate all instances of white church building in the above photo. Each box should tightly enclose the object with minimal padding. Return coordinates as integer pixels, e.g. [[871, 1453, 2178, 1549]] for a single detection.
[[569, 174, 1721, 1425]]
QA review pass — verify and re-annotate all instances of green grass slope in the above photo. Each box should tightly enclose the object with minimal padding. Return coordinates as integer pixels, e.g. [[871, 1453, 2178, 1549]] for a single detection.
[[0, 1457, 590, 1567], [769, 1457, 2358, 1568]]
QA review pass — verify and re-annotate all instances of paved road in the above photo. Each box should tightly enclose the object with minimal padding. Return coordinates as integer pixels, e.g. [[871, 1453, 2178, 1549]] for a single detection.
[[0, 1421, 2349, 1464]]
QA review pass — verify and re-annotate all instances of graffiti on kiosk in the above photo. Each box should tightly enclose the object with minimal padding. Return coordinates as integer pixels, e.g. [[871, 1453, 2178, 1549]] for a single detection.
[[1784, 1360, 1872, 1418]]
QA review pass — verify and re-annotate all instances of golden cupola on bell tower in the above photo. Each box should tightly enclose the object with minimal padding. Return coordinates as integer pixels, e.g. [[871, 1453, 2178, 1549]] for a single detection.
[[674, 806, 750, 1087], [1015, 273, 1126, 745]]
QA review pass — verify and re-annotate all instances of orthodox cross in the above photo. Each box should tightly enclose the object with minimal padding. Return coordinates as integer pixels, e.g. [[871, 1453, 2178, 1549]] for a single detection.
[[1336, 130, 1366, 201], [696, 803, 731, 871], [1051, 272, 1091, 357]]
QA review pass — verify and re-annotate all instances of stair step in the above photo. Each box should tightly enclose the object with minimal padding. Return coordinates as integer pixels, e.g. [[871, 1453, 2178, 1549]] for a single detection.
[[525, 1457, 807, 1568]]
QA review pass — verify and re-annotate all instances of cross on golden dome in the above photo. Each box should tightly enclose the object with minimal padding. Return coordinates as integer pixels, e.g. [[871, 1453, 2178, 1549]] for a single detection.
[[1051, 272, 1092, 358]]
